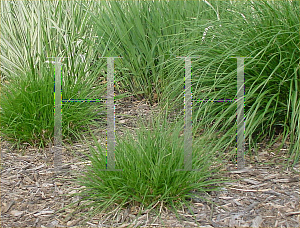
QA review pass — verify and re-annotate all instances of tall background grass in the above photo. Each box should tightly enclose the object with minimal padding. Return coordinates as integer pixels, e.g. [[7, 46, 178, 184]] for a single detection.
[[160, 0, 300, 165], [1, 0, 299, 163], [85, 0, 299, 164]]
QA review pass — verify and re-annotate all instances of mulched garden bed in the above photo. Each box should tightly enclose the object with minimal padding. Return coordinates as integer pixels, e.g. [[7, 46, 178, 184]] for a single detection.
[[1, 97, 299, 227]]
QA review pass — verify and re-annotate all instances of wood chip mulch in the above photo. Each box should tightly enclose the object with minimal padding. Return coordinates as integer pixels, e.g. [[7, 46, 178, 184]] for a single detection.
[[1, 97, 299, 227]]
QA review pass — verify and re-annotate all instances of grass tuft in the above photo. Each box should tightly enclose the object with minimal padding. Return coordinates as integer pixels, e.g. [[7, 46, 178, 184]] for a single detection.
[[71, 113, 228, 221]]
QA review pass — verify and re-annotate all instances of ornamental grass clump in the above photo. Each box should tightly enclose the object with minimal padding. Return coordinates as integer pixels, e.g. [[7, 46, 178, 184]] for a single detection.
[[0, 63, 104, 148], [161, 0, 300, 165], [85, 0, 225, 104], [0, 0, 107, 147], [0, 67, 54, 147], [72, 114, 227, 220]]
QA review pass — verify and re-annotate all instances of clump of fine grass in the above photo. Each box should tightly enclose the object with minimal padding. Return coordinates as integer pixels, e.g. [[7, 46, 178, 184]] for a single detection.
[[161, 0, 300, 165], [0, 63, 105, 148], [1, 68, 54, 147], [0, 0, 108, 148], [70, 113, 228, 221]]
